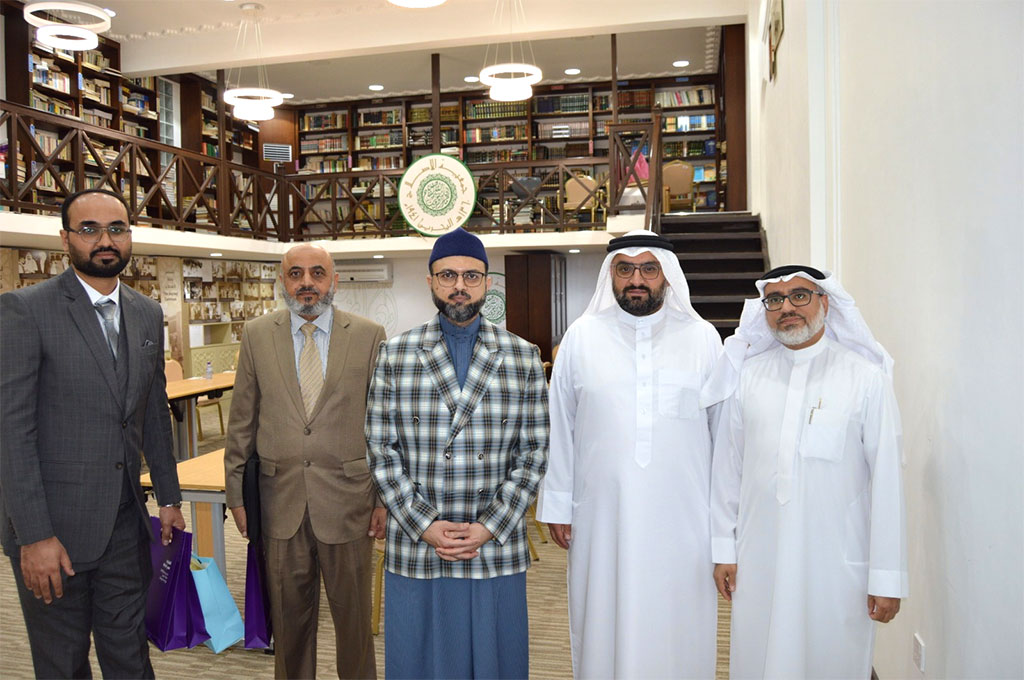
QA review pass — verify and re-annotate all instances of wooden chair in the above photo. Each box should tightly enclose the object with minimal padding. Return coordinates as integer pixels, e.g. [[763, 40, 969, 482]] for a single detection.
[[164, 359, 224, 440], [661, 160, 696, 212], [562, 175, 606, 223]]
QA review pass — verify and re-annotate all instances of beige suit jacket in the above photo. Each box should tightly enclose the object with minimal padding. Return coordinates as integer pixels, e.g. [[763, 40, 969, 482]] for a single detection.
[[225, 308, 386, 544]]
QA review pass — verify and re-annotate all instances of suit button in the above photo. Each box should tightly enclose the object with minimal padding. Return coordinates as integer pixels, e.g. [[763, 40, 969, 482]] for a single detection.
[[477, 488, 485, 494], [444, 453, 451, 460], [304, 427, 311, 435], [477, 453, 484, 460], [412, 416, 420, 424], [303, 460, 311, 467], [115, 462, 124, 470], [501, 418, 508, 425], [121, 421, 128, 429]]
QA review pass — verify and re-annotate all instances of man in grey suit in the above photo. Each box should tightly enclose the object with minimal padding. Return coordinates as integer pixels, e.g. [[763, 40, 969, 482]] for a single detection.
[[0, 189, 184, 679], [225, 243, 386, 679]]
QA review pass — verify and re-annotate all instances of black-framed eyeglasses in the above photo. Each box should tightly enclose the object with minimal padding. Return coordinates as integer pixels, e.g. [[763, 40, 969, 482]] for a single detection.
[[432, 269, 486, 288], [66, 225, 132, 243], [613, 262, 662, 280], [761, 289, 825, 311]]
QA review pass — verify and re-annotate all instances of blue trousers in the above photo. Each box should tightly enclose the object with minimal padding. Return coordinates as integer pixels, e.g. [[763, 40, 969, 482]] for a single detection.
[[384, 571, 528, 680]]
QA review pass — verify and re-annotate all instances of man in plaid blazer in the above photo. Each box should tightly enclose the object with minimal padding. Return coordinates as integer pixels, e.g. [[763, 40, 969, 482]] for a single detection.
[[366, 228, 548, 679]]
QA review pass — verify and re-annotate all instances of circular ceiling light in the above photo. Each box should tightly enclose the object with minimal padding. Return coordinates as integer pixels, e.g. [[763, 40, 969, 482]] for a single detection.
[[564, 67, 581, 76], [464, 75, 480, 83], [223, 87, 284, 108], [488, 81, 533, 102], [673, 60, 690, 68], [102, 7, 115, 17], [480, 62, 541, 102], [368, 84, 384, 91], [232, 101, 276, 121], [387, 0, 447, 6], [281, 93, 294, 99], [35, 24, 98, 50]]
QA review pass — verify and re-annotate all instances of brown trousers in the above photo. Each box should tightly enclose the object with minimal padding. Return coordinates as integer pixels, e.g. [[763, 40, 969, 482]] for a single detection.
[[265, 511, 376, 679]]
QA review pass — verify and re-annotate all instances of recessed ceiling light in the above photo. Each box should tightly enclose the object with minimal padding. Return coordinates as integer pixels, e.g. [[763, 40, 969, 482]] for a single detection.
[[387, 0, 447, 7], [372, 254, 384, 259], [564, 67, 581, 76], [210, 252, 223, 257], [103, 7, 116, 17], [281, 93, 294, 99], [568, 248, 580, 254], [464, 75, 480, 83], [368, 84, 384, 91], [673, 60, 690, 68]]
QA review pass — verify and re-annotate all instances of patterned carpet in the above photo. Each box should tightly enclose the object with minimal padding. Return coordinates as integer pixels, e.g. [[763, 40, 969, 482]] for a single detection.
[[0, 403, 730, 678]]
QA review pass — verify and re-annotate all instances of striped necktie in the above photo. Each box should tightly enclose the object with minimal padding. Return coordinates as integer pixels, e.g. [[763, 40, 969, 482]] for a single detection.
[[298, 323, 324, 418], [94, 299, 118, 360]]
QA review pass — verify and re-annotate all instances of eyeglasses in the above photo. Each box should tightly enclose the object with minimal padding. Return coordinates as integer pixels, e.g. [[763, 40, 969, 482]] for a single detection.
[[761, 289, 825, 311], [432, 269, 486, 288], [613, 262, 662, 280], [66, 225, 132, 243]]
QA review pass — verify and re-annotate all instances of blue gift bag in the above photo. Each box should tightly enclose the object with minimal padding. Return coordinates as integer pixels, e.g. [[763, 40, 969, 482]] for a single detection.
[[190, 555, 244, 653]]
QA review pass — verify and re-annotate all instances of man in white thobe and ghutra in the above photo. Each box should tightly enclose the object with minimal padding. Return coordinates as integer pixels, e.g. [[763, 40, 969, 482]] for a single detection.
[[706, 264, 909, 679], [537, 229, 723, 679]]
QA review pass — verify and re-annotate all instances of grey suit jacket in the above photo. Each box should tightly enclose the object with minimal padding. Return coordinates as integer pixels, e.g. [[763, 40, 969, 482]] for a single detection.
[[0, 268, 181, 566], [224, 308, 386, 545]]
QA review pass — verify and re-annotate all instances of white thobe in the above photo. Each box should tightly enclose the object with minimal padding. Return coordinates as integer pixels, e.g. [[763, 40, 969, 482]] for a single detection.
[[537, 304, 722, 679], [711, 336, 908, 679]]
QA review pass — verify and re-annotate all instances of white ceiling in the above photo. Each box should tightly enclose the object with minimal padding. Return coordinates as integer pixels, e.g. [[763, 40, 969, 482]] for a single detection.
[[91, 0, 747, 103]]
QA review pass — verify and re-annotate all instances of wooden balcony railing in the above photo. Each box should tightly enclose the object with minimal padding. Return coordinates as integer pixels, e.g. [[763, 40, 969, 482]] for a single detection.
[[2, 100, 664, 240]]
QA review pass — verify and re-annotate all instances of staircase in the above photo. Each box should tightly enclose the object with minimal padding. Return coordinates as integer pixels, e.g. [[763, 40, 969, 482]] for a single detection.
[[659, 212, 768, 340]]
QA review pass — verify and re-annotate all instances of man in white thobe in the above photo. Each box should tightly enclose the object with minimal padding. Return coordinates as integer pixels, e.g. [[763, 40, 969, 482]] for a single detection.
[[537, 230, 722, 678], [707, 264, 908, 679]]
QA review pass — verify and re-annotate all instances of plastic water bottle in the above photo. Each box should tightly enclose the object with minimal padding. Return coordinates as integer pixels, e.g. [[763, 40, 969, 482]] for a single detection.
[[205, 361, 213, 380]]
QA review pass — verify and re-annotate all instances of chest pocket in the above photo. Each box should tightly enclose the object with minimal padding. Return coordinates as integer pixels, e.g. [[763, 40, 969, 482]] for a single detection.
[[799, 408, 848, 462], [657, 369, 701, 420]]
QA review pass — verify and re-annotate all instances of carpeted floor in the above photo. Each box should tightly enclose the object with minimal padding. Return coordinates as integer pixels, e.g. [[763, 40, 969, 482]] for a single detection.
[[0, 402, 731, 678]]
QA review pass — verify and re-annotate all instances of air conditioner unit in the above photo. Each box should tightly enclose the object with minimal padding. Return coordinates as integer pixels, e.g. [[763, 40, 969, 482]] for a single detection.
[[336, 262, 392, 283]]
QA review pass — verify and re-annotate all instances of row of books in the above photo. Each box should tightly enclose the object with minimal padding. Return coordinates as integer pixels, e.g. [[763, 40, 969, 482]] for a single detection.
[[594, 90, 654, 111], [408, 105, 459, 123], [33, 130, 71, 161], [664, 114, 716, 133], [355, 155, 403, 170], [31, 59, 71, 94], [358, 109, 402, 126], [664, 139, 717, 158], [654, 86, 715, 108], [31, 41, 75, 63], [355, 130, 403, 150], [465, 148, 529, 164], [130, 76, 156, 92], [408, 127, 460, 147], [82, 108, 114, 128], [122, 88, 157, 118], [300, 136, 348, 154], [532, 142, 591, 160], [122, 120, 149, 138], [464, 124, 528, 144], [30, 91, 74, 117], [201, 90, 216, 112], [693, 164, 717, 183], [301, 110, 348, 131], [464, 100, 529, 120], [533, 93, 589, 115], [82, 78, 113, 105], [535, 121, 589, 139], [81, 49, 111, 73], [301, 156, 350, 174]]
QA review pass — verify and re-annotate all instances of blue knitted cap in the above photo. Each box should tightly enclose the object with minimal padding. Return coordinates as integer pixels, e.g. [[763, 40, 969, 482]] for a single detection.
[[428, 227, 488, 270]]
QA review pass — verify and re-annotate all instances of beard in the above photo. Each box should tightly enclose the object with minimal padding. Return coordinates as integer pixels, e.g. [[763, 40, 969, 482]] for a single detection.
[[770, 303, 826, 347], [432, 289, 486, 324], [67, 242, 131, 278], [614, 280, 667, 316], [281, 280, 336, 318]]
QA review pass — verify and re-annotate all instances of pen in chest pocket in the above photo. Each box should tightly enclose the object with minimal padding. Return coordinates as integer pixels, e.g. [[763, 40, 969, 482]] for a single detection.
[[808, 397, 822, 424]]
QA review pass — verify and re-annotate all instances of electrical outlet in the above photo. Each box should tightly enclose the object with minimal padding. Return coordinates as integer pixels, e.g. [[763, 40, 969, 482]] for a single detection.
[[913, 633, 926, 673]]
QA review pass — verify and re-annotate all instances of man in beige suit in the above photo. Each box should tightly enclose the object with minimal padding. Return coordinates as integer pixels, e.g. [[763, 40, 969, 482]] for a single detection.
[[225, 244, 386, 679]]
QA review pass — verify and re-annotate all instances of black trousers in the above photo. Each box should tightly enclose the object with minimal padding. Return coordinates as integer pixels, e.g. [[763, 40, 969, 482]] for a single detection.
[[10, 500, 154, 680]]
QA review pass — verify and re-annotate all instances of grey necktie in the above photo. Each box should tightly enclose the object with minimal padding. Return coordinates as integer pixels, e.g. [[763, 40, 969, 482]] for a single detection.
[[94, 299, 118, 359]]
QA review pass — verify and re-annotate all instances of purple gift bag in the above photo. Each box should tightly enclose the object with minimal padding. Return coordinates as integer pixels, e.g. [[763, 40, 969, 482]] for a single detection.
[[244, 539, 273, 648], [145, 516, 210, 651]]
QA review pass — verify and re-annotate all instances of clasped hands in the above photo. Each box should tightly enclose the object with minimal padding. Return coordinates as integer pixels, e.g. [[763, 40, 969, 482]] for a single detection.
[[422, 520, 492, 561]]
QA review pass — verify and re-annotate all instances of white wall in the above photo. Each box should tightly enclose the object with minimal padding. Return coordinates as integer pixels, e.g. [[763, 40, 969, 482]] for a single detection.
[[754, 1, 1024, 677]]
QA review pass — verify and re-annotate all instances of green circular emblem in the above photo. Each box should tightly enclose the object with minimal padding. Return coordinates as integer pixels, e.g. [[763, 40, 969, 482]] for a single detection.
[[417, 173, 457, 217], [398, 154, 477, 237], [483, 289, 506, 324]]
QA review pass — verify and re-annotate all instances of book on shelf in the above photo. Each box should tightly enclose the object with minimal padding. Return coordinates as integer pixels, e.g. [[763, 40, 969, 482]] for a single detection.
[[301, 156, 350, 173], [358, 109, 402, 126], [534, 93, 589, 114], [464, 99, 529, 120], [300, 136, 348, 154], [81, 78, 112, 105], [29, 91, 74, 117], [30, 58, 71, 94], [355, 155, 403, 170], [355, 130, 402, 150], [201, 90, 216, 112], [130, 76, 156, 91], [464, 124, 527, 144], [465, 148, 529, 164], [536, 120, 588, 139], [81, 49, 110, 72], [408, 105, 460, 123], [82, 109, 113, 128]]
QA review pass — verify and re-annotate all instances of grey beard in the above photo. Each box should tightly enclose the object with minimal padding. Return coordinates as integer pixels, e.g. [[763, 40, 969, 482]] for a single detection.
[[432, 290, 485, 324], [281, 281, 336, 318], [771, 304, 826, 347], [614, 282, 667, 317]]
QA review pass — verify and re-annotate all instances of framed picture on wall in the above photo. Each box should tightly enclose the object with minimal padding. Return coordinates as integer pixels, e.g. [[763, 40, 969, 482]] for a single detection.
[[769, 0, 785, 80]]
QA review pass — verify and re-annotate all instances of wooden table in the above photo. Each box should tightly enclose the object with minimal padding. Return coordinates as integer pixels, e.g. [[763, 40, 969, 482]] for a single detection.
[[142, 448, 228, 576], [165, 372, 235, 460]]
